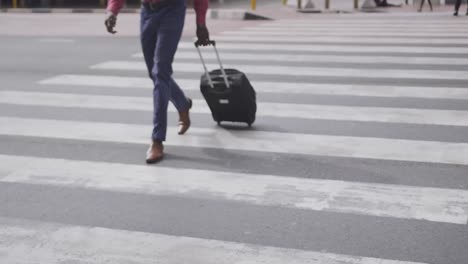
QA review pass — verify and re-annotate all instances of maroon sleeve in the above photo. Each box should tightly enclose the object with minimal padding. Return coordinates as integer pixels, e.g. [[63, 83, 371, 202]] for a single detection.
[[193, 0, 209, 25], [107, 0, 125, 15]]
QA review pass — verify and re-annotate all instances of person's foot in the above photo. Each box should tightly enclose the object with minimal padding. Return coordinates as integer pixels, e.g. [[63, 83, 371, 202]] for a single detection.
[[178, 98, 192, 135], [465, 10, 468, 15], [146, 140, 164, 164], [417, 8, 422, 12], [454, 11, 458, 16]]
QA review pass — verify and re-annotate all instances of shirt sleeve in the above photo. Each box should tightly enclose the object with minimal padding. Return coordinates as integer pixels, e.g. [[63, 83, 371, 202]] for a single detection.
[[107, 0, 125, 15], [193, 0, 209, 26]]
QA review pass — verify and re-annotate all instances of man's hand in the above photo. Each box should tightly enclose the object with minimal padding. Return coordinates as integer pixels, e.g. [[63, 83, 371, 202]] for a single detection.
[[196, 24, 210, 46], [105, 13, 117, 34]]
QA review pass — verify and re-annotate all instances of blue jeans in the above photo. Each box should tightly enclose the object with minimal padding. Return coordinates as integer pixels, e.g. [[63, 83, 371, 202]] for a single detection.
[[140, 0, 190, 142]]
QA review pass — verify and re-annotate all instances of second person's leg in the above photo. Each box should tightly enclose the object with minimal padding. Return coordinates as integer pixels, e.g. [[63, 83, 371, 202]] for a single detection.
[[418, 0, 423, 11], [454, 0, 461, 15]]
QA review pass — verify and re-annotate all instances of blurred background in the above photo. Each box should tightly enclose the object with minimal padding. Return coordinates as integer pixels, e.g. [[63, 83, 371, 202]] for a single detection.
[[0, 0, 256, 8]]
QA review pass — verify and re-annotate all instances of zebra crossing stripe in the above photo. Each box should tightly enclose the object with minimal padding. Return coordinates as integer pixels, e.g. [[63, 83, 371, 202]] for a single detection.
[[3, 90, 468, 127], [208, 35, 468, 45], [176, 42, 468, 55], [0, 218, 429, 264], [1, 155, 468, 224], [39, 74, 468, 100], [132, 51, 468, 66], [39, 74, 153, 88], [264, 20, 468, 26], [254, 24, 468, 29], [240, 27, 468, 34], [90, 61, 468, 80], [0, 117, 467, 165], [222, 31, 467, 38]]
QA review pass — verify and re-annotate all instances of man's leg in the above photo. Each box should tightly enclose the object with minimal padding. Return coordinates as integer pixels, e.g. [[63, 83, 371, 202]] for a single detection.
[[169, 75, 191, 113], [141, 7, 168, 143], [140, 6, 167, 163], [166, 2, 193, 135], [159, 2, 189, 112], [140, 8, 158, 82], [154, 2, 191, 137]]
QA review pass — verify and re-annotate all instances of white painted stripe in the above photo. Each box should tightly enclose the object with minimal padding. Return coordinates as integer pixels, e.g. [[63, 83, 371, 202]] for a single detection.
[[3, 90, 468, 127], [1, 117, 467, 165], [133, 51, 468, 66], [40, 74, 154, 88], [2, 155, 468, 224], [39, 74, 468, 100], [256, 23, 468, 29], [270, 17, 468, 20], [91, 61, 468, 80], [248, 23, 468, 29], [265, 20, 468, 25], [249, 29, 468, 35], [0, 218, 429, 264], [241, 27, 468, 34], [265, 24, 468, 28], [222, 31, 468, 38], [177, 42, 468, 55], [263, 19, 468, 25], [210, 35, 468, 45], [271, 16, 467, 20], [37, 38, 75, 43]]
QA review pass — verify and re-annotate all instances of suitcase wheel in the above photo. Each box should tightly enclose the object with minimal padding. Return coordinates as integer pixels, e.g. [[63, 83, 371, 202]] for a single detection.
[[217, 121, 221, 126]]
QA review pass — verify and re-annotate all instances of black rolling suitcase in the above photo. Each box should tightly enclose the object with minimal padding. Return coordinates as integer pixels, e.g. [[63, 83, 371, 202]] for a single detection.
[[195, 41, 256, 127]]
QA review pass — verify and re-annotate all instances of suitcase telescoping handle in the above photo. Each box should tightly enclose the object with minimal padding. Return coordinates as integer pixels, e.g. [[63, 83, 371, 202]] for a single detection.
[[194, 40, 230, 89]]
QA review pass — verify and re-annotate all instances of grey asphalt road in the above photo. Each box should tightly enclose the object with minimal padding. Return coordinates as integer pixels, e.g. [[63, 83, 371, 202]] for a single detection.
[[0, 10, 467, 264]]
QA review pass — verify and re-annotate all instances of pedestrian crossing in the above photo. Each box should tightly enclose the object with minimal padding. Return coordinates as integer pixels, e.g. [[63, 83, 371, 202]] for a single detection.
[[153, 51, 468, 66], [222, 30, 468, 37], [193, 35, 468, 45], [41, 74, 468, 99], [92, 60, 468, 79], [0, 217, 426, 264], [3, 91, 468, 126], [2, 116, 468, 165], [242, 27, 468, 34], [130, 41, 468, 53], [1, 154, 468, 224], [1, 13, 468, 264]]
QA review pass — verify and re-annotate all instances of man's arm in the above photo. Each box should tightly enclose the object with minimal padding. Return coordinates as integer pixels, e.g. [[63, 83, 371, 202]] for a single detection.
[[193, 0, 209, 26], [104, 0, 124, 34], [194, 0, 210, 45], [107, 0, 125, 16]]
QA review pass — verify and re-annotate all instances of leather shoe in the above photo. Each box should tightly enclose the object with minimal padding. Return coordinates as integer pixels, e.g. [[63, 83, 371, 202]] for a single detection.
[[178, 98, 192, 135], [146, 140, 164, 164]]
